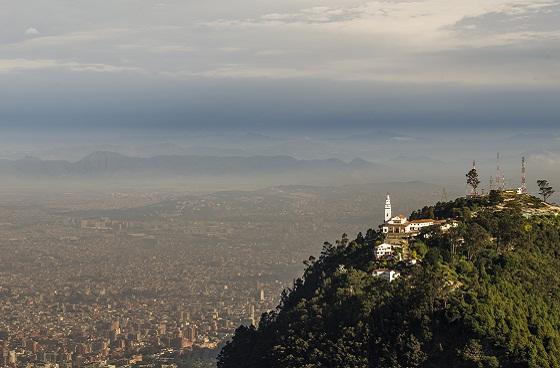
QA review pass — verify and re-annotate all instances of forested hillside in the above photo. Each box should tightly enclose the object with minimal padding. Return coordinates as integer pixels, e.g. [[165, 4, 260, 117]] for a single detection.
[[218, 194, 560, 368]]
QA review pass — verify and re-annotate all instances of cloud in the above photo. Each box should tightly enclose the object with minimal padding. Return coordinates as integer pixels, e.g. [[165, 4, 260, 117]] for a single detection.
[[202, 0, 559, 50], [24, 27, 40, 36], [254, 49, 295, 56], [11, 28, 132, 48], [219, 47, 245, 53], [187, 0, 560, 85], [0, 58, 143, 74], [1, 0, 558, 88], [529, 151, 560, 166], [390, 136, 415, 142], [151, 45, 194, 53], [161, 50, 560, 87], [162, 66, 313, 80]]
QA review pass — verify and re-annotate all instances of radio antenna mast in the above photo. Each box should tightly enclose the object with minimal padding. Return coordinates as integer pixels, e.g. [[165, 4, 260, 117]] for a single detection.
[[520, 156, 527, 194], [496, 153, 505, 191]]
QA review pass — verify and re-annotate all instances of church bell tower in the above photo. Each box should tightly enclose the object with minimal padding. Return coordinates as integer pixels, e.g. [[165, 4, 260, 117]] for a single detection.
[[384, 194, 392, 222]]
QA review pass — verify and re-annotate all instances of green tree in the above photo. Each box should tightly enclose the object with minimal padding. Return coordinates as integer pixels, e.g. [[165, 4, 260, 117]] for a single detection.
[[466, 167, 481, 196], [410, 241, 428, 260], [537, 179, 555, 203], [488, 190, 503, 205], [217, 325, 257, 368], [463, 223, 490, 261]]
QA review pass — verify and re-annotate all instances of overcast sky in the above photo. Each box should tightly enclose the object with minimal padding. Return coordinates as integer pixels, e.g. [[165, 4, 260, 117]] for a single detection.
[[1, 0, 559, 132]]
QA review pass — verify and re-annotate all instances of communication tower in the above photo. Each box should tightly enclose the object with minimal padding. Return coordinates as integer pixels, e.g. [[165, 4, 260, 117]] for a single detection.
[[520, 156, 527, 194], [495, 153, 505, 191], [441, 187, 448, 202]]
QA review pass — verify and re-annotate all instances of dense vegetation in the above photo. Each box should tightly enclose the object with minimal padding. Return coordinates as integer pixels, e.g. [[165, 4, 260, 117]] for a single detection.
[[409, 190, 504, 220], [218, 195, 560, 368]]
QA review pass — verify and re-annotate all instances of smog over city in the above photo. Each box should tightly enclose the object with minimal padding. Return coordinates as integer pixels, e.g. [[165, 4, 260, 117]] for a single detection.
[[1, 1, 560, 368]]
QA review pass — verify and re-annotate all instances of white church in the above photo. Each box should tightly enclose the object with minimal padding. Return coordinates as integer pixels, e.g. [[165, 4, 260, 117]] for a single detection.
[[380, 194, 453, 235]]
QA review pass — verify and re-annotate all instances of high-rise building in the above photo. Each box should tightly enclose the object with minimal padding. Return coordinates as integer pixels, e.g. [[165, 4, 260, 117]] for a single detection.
[[185, 326, 198, 342], [250, 305, 256, 326]]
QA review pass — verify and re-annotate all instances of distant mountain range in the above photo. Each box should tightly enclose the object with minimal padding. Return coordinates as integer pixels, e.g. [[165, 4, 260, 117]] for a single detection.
[[0, 151, 378, 177], [341, 130, 416, 143]]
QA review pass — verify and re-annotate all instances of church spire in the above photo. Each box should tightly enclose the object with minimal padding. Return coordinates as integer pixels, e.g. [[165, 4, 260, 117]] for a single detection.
[[384, 193, 392, 222]]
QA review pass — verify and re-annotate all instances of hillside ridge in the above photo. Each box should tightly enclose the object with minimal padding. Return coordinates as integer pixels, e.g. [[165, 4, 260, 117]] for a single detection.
[[218, 193, 560, 368]]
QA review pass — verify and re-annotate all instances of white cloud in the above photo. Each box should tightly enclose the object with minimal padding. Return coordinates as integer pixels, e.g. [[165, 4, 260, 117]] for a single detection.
[[116, 44, 194, 53], [161, 54, 560, 86], [151, 45, 194, 53], [24, 27, 40, 36], [187, 0, 559, 85], [254, 49, 295, 56], [219, 47, 245, 53], [202, 0, 559, 50], [11, 28, 132, 48], [1, 1, 558, 87], [162, 66, 314, 80], [530, 151, 560, 166], [0, 58, 143, 74]]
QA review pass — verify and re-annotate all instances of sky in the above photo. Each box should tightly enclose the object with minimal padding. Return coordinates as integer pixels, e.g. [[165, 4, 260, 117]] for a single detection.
[[0, 0, 559, 132]]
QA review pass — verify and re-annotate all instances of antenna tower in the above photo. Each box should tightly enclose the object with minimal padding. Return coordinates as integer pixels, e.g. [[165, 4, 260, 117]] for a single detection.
[[441, 187, 448, 202], [495, 153, 505, 191], [520, 156, 527, 194]]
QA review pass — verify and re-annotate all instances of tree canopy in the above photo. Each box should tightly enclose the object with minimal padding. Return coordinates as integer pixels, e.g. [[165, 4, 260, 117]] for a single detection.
[[466, 167, 481, 196], [537, 180, 555, 203]]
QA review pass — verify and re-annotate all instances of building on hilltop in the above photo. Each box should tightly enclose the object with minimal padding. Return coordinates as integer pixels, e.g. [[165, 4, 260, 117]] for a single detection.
[[380, 193, 457, 237], [382, 216, 444, 235]]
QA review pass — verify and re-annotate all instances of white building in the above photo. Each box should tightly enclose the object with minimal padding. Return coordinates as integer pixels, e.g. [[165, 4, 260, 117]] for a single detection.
[[373, 269, 400, 282], [382, 216, 442, 235], [375, 243, 401, 259], [440, 221, 459, 232], [385, 193, 392, 222], [380, 194, 452, 235]]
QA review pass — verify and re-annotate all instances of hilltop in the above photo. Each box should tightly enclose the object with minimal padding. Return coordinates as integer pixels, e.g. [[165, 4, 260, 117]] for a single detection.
[[410, 191, 560, 220], [497, 191, 560, 217], [218, 193, 560, 368]]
